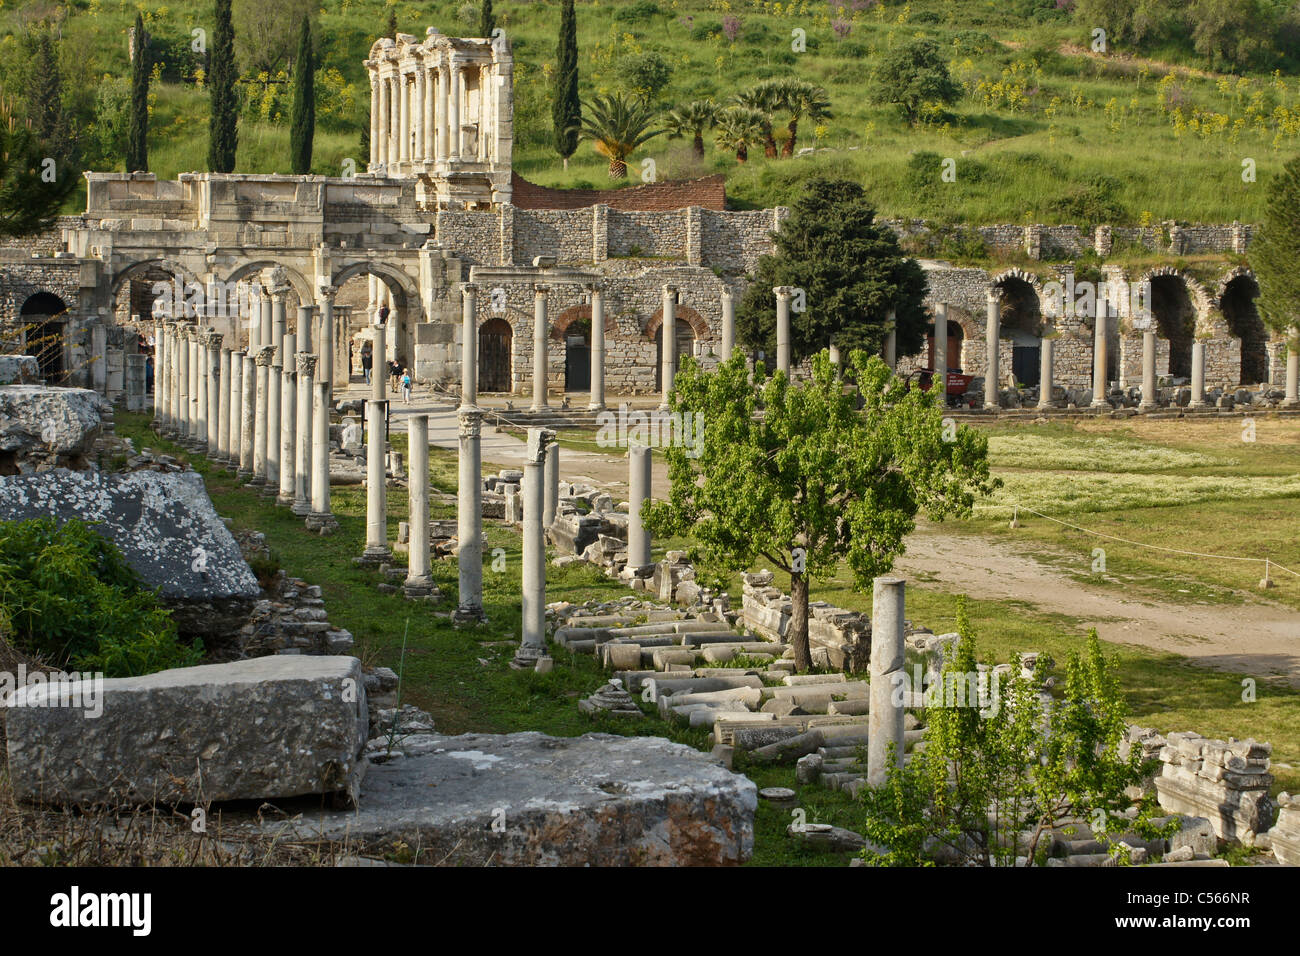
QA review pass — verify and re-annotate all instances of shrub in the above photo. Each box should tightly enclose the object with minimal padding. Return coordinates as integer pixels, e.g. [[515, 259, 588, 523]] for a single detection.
[[0, 518, 203, 677], [614, 0, 661, 24], [617, 51, 673, 101]]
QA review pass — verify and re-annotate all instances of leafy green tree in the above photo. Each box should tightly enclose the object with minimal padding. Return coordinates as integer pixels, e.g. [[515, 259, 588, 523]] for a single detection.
[[479, 0, 496, 38], [736, 179, 930, 364], [858, 603, 1173, 866], [1253, 154, 1300, 349], [618, 51, 673, 102], [233, 0, 315, 76], [289, 16, 315, 175], [0, 98, 77, 236], [578, 93, 662, 179], [641, 352, 995, 672], [208, 0, 239, 173], [1188, 0, 1274, 72], [778, 79, 830, 157], [713, 105, 765, 163], [24, 29, 74, 164], [665, 99, 717, 158], [0, 518, 203, 677], [553, 0, 581, 169], [126, 11, 149, 172], [868, 37, 959, 124]]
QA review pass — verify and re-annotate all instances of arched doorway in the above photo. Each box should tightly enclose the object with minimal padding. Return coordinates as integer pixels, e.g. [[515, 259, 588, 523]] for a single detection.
[[653, 318, 697, 391], [479, 318, 512, 392], [564, 317, 591, 392], [997, 278, 1043, 387], [1149, 274, 1195, 379], [20, 292, 69, 384], [1221, 274, 1268, 385]]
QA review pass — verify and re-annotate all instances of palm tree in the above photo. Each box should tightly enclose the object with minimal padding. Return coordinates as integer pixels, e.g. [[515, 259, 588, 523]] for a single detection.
[[780, 80, 831, 157], [578, 93, 663, 179], [733, 80, 784, 158], [665, 99, 718, 158], [713, 106, 766, 164]]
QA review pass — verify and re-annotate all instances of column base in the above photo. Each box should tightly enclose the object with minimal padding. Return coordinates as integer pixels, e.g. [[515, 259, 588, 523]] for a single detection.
[[1089, 400, 1111, 410], [305, 512, 339, 535], [247, 475, 267, 487], [402, 577, 439, 600], [291, 498, 312, 516], [510, 644, 546, 670], [587, 402, 605, 412], [1282, 399, 1300, 409], [275, 492, 296, 507], [1188, 400, 1208, 410], [357, 546, 393, 565], [1138, 402, 1158, 412], [452, 604, 487, 624], [259, 480, 280, 498]]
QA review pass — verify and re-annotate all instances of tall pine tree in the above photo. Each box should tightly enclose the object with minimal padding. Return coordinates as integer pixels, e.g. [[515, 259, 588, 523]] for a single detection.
[[208, 0, 238, 172], [479, 0, 496, 38], [289, 16, 315, 175], [25, 30, 73, 158], [553, 0, 580, 170], [1254, 154, 1300, 337], [126, 12, 149, 172]]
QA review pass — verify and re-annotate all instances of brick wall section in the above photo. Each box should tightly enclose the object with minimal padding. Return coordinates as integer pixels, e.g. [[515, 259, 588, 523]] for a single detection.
[[509, 172, 727, 211]]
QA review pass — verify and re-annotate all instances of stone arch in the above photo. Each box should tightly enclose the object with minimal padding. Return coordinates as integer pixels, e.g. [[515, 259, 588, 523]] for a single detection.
[[331, 260, 423, 369], [644, 303, 710, 341], [1136, 266, 1206, 380], [1217, 267, 1268, 385], [991, 269, 1045, 386], [110, 257, 201, 296], [109, 258, 203, 325], [550, 304, 616, 341], [224, 260, 314, 304], [20, 292, 70, 383]]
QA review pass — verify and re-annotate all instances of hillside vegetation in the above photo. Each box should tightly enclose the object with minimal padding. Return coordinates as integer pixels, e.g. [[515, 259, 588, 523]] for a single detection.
[[4, 0, 1300, 223]]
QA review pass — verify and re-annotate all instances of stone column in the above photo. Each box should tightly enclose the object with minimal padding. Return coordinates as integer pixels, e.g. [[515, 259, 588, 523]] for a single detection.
[[1091, 287, 1110, 408], [626, 443, 652, 572], [867, 576, 906, 787], [296, 304, 314, 354], [398, 71, 411, 165], [265, 291, 287, 488], [414, 66, 426, 161], [884, 309, 897, 370], [228, 351, 243, 472], [588, 283, 605, 410], [455, 406, 486, 623], [531, 283, 550, 411], [362, 398, 391, 562], [188, 325, 202, 448], [205, 332, 222, 455], [448, 57, 461, 162], [461, 282, 478, 406], [404, 414, 435, 597], [436, 62, 449, 163], [306, 380, 338, 534], [152, 319, 165, 429], [371, 320, 387, 401], [1189, 341, 1207, 409], [217, 346, 232, 462], [774, 286, 793, 376], [660, 285, 677, 409], [250, 345, 275, 484], [177, 325, 192, 445], [933, 303, 948, 397], [195, 329, 210, 454], [293, 353, 316, 514], [318, 287, 337, 408], [984, 288, 1001, 410], [514, 428, 549, 667], [238, 352, 255, 477], [159, 321, 174, 433], [543, 442, 559, 529], [379, 69, 392, 165], [369, 74, 380, 167], [1037, 337, 1054, 410], [1286, 340, 1300, 408], [277, 332, 297, 506], [1140, 329, 1157, 411], [720, 287, 735, 362]]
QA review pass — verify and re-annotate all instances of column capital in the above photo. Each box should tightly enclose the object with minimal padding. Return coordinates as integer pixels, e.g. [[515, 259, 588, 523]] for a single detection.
[[534, 283, 551, 295], [585, 280, 605, 295], [316, 284, 339, 303], [255, 345, 277, 367], [458, 406, 486, 437], [773, 285, 795, 297], [297, 353, 318, 376], [203, 331, 224, 350], [986, 286, 1005, 302], [461, 281, 480, 296]]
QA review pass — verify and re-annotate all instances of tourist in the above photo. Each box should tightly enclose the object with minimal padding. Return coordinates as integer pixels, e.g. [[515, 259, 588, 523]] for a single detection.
[[377, 303, 390, 326], [361, 340, 373, 385], [401, 368, 412, 404]]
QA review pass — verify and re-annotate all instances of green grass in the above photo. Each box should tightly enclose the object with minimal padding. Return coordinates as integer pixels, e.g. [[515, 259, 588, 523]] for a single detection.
[[17, 0, 1300, 224]]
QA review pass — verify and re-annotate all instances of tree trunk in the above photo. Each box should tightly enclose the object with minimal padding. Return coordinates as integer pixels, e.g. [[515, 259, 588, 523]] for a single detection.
[[608, 158, 627, 179], [782, 120, 798, 157], [763, 128, 777, 158], [693, 133, 704, 157], [563, 156, 569, 171], [736, 145, 747, 163], [790, 571, 811, 673]]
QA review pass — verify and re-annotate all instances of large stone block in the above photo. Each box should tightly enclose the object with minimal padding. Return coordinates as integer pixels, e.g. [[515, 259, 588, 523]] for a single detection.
[[0, 469, 260, 642], [0, 355, 40, 385], [4, 656, 369, 806], [278, 731, 755, 866], [0, 385, 104, 474]]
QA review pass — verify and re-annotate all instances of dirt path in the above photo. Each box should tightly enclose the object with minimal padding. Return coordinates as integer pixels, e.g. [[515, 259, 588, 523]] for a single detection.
[[896, 528, 1300, 685]]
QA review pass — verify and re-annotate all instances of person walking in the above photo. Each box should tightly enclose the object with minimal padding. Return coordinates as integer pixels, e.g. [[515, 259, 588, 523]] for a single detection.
[[401, 368, 412, 404], [361, 340, 373, 386]]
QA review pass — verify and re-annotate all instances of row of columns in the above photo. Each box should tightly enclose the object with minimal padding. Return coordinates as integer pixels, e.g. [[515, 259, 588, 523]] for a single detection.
[[371, 55, 495, 168]]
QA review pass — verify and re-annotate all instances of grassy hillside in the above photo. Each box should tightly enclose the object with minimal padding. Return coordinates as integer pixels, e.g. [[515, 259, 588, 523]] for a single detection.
[[8, 0, 1300, 223]]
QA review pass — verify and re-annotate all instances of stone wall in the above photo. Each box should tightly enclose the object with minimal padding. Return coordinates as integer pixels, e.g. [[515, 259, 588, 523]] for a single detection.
[[510, 171, 727, 211], [1153, 731, 1274, 845], [740, 571, 870, 673]]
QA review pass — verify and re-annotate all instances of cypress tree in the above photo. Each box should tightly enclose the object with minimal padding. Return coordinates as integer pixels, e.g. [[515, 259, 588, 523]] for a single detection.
[[289, 16, 315, 175], [208, 0, 238, 172], [386, 6, 398, 38], [1254, 154, 1300, 336], [126, 12, 149, 172], [553, 0, 580, 169], [26, 30, 71, 152], [479, 0, 496, 38]]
